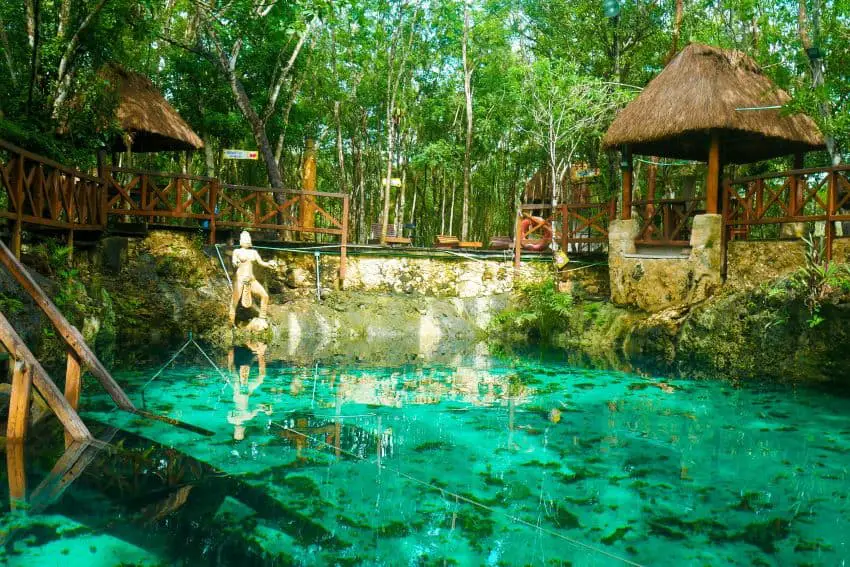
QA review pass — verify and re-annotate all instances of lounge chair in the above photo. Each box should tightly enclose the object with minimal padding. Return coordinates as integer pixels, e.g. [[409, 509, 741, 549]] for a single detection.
[[435, 235, 460, 248], [369, 223, 412, 245]]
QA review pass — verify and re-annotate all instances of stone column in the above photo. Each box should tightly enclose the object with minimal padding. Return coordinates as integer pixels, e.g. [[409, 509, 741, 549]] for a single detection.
[[608, 219, 639, 305], [687, 213, 723, 303]]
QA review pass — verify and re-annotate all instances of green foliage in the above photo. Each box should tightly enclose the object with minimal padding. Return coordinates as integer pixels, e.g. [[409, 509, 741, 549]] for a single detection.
[[778, 232, 850, 327], [493, 278, 574, 342], [0, 293, 25, 315]]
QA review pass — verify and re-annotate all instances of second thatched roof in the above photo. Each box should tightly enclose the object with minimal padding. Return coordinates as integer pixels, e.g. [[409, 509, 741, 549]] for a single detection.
[[106, 66, 203, 153], [603, 43, 825, 164]]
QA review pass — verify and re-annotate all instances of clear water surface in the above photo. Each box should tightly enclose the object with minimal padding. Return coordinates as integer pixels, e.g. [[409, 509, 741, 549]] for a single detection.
[[2, 347, 849, 566]]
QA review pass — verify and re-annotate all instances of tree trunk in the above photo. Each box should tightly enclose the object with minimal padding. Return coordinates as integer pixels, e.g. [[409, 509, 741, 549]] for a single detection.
[[667, 0, 684, 62], [798, 0, 840, 164], [440, 167, 447, 235], [461, 1, 473, 241], [0, 17, 16, 86], [355, 111, 366, 242], [204, 137, 216, 178], [26, 0, 40, 112], [449, 177, 456, 235], [334, 100, 348, 195]]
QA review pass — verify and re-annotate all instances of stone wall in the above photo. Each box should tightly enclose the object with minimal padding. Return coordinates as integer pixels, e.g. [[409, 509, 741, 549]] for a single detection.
[[237, 249, 552, 299], [725, 238, 850, 291], [608, 214, 723, 312], [725, 240, 805, 290]]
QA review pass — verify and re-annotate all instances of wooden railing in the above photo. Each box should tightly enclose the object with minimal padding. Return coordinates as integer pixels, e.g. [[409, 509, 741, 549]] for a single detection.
[[513, 199, 616, 269], [633, 197, 705, 246], [106, 167, 219, 235], [0, 142, 351, 279], [217, 183, 350, 279], [0, 140, 107, 256]]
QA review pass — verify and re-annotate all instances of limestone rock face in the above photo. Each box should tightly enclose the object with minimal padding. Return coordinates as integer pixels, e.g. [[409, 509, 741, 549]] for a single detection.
[[608, 215, 722, 312]]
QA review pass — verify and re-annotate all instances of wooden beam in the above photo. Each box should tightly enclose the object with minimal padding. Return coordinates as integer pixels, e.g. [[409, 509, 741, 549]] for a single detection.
[[706, 132, 721, 214], [0, 313, 92, 440], [7, 360, 33, 440], [0, 240, 134, 411], [621, 146, 633, 220]]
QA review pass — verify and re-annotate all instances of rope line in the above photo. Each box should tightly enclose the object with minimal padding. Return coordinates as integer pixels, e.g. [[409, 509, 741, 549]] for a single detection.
[[271, 422, 644, 567]]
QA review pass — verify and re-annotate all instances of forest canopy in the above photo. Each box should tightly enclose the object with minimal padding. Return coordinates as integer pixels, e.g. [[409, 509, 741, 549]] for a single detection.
[[0, 0, 847, 244]]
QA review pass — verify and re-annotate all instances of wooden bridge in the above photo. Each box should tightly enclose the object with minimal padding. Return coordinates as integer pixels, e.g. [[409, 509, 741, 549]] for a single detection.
[[0, 139, 350, 279]]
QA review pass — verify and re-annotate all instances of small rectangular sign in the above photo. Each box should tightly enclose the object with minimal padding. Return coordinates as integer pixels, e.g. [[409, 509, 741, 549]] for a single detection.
[[223, 149, 259, 160]]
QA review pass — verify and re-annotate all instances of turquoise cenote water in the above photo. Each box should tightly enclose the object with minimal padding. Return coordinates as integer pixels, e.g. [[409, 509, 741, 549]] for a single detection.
[[2, 348, 849, 566]]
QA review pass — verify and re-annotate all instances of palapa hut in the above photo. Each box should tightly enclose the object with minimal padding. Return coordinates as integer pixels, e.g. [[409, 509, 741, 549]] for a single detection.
[[104, 65, 203, 153], [604, 42, 825, 218], [602, 43, 826, 313]]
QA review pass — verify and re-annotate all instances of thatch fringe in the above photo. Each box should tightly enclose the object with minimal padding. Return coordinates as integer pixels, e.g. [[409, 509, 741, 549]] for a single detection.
[[106, 65, 203, 152], [603, 43, 825, 163]]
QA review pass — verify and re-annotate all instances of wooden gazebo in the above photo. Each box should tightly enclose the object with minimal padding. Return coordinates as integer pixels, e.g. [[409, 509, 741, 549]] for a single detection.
[[603, 43, 825, 240], [104, 65, 203, 153]]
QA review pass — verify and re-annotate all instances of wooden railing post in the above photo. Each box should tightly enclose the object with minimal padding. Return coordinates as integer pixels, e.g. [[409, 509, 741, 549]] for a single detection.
[[7, 359, 33, 440], [12, 154, 25, 257], [340, 194, 349, 285], [64, 352, 82, 448], [827, 170, 836, 262], [6, 440, 26, 510]]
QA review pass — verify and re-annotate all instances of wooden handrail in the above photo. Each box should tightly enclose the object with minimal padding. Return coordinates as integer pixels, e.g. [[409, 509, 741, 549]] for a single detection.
[[0, 139, 102, 183], [0, 312, 92, 440], [0, 240, 135, 410], [220, 183, 348, 199], [728, 164, 850, 185]]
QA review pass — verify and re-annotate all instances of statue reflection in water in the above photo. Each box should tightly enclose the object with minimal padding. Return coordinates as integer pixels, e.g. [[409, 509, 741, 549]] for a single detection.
[[227, 341, 272, 441]]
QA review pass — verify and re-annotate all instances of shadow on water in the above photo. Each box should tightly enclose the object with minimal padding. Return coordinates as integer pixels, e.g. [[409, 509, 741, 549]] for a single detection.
[[0, 420, 348, 566]]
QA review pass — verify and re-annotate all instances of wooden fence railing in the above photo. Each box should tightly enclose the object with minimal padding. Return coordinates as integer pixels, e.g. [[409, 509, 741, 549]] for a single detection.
[[0, 142, 350, 279], [106, 167, 219, 234], [633, 197, 705, 247], [0, 140, 107, 256], [513, 199, 615, 269], [724, 166, 850, 259]]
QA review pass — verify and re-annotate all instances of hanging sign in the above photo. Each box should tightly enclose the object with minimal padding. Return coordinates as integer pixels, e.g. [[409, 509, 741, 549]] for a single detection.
[[570, 163, 600, 182], [223, 149, 259, 160], [382, 177, 403, 187]]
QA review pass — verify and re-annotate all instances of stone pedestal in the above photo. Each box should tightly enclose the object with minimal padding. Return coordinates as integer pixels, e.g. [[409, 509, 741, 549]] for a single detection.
[[608, 214, 722, 312]]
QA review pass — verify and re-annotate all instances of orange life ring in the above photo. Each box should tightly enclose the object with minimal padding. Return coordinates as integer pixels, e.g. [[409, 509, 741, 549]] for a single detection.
[[519, 217, 552, 251]]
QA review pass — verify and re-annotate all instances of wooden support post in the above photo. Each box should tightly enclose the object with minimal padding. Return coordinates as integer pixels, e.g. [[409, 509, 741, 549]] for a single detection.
[[6, 440, 26, 510], [7, 360, 33, 440], [339, 194, 349, 285], [621, 146, 633, 220], [706, 132, 721, 214], [0, 241, 134, 411], [64, 352, 82, 447], [0, 313, 92, 441], [513, 212, 523, 272], [793, 152, 805, 216]]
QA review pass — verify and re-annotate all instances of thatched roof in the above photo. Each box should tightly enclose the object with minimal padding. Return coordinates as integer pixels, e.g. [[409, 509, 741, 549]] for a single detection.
[[603, 43, 825, 164], [106, 66, 203, 152]]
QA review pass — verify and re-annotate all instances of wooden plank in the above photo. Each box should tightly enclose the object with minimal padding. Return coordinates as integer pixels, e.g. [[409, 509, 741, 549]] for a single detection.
[[0, 241, 134, 411], [7, 360, 33, 440], [6, 440, 26, 510], [706, 131, 721, 214], [0, 313, 92, 440]]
